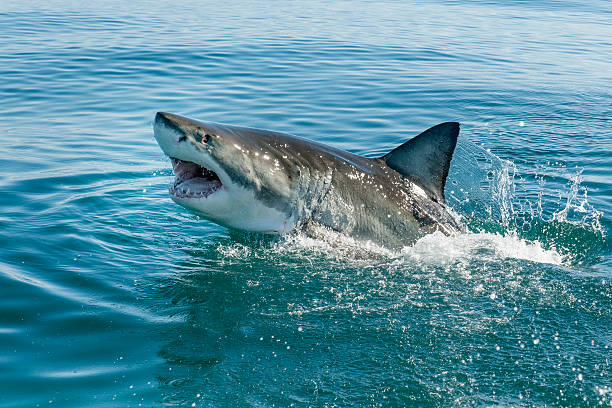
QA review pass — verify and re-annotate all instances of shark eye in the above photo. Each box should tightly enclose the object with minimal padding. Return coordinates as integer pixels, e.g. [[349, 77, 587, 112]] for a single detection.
[[195, 133, 211, 144]]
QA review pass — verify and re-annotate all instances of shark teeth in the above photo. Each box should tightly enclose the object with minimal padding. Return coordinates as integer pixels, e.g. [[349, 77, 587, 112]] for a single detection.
[[169, 182, 222, 199], [169, 158, 222, 199]]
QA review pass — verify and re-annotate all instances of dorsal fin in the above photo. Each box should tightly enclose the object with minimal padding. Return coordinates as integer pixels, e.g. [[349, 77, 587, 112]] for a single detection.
[[381, 122, 460, 204]]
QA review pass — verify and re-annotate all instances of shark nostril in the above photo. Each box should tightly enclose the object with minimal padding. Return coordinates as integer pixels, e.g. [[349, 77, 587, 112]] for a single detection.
[[178, 135, 187, 143]]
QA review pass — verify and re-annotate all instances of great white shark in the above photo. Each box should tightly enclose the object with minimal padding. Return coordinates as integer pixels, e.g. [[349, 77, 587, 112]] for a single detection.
[[153, 112, 463, 248]]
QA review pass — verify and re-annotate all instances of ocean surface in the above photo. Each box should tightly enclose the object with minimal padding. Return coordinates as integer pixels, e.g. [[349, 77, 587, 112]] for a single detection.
[[0, 0, 610, 406]]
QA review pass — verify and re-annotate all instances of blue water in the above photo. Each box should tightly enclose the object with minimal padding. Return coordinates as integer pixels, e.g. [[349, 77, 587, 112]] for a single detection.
[[1, 0, 610, 406]]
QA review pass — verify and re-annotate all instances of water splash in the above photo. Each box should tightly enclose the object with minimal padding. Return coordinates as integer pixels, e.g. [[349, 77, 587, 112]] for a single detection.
[[215, 226, 564, 269], [553, 169, 603, 231], [404, 231, 563, 266], [448, 139, 606, 267]]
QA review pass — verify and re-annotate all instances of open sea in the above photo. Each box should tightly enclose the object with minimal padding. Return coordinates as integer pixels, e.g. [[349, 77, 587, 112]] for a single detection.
[[0, 0, 610, 406]]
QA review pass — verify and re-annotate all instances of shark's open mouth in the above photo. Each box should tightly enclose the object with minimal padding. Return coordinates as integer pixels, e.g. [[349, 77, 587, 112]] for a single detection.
[[170, 158, 222, 199]]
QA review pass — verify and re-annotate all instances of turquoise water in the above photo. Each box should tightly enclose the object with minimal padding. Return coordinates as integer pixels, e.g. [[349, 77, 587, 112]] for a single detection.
[[1, 0, 610, 406]]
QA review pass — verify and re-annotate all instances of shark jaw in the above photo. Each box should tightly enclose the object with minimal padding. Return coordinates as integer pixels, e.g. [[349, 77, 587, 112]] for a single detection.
[[166, 156, 295, 233], [153, 112, 237, 222], [169, 158, 222, 200], [153, 114, 229, 207]]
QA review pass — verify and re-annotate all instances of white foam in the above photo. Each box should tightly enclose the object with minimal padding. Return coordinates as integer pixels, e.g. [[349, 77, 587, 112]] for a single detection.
[[403, 231, 564, 266], [215, 227, 564, 267], [273, 225, 394, 260]]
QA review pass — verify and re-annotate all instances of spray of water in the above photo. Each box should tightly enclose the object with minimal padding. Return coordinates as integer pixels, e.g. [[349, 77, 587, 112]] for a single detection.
[[447, 139, 606, 266]]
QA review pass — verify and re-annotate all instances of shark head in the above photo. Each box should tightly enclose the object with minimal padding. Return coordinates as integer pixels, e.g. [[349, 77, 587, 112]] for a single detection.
[[153, 112, 302, 233]]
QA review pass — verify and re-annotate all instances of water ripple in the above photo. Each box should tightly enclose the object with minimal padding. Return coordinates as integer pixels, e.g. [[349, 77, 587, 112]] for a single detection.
[[0, 0, 610, 406]]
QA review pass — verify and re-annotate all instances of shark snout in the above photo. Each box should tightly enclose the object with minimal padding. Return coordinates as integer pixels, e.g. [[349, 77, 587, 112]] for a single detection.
[[155, 111, 188, 135], [155, 112, 216, 144], [155, 111, 182, 124], [153, 112, 224, 178], [153, 111, 210, 162], [155, 111, 171, 123]]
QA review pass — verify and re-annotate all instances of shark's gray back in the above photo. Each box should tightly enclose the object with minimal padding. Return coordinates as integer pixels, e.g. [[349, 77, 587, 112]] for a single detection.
[[308, 147, 461, 247], [224, 123, 462, 247]]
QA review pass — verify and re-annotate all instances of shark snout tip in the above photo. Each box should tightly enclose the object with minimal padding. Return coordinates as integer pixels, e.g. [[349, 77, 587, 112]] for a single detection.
[[155, 111, 172, 123]]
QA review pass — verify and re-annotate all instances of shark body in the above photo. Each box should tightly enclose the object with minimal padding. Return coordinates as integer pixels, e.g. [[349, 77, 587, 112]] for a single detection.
[[153, 112, 462, 248]]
